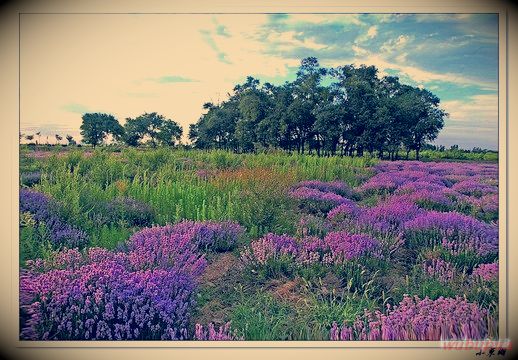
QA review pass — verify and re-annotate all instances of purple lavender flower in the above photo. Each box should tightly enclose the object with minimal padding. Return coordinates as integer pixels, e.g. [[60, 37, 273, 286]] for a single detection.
[[20, 254, 195, 340], [452, 180, 498, 198], [20, 189, 88, 248], [126, 226, 207, 277], [404, 211, 498, 256], [472, 262, 498, 282], [330, 295, 490, 341], [357, 200, 423, 236], [240, 233, 299, 266], [171, 220, 244, 251], [322, 231, 381, 264], [422, 258, 456, 284], [327, 201, 361, 222], [194, 322, 242, 340], [20, 171, 42, 187], [289, 187, 350, 204]]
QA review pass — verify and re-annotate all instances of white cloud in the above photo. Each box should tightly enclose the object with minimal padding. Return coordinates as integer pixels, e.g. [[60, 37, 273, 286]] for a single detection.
[[414, 14, 474, 23], [441, 94, 498, 124], [367, 25, 378, 39], [267, 31, 327, 50], [352, 45, 369, 56], [355, 25, 378, 44], [380, 35, 411, 53]]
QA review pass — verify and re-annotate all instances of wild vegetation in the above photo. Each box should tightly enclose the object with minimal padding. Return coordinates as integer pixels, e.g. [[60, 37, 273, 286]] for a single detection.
[[19, 146, 499, 341]]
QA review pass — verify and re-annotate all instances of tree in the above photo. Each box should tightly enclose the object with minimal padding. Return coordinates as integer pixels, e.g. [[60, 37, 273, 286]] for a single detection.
[[156, 119, 182, 146], [35, 132, 41, 145], [401, 88, 447, 160], [123, 112, 182, 147], [25, 134, 34, 143], [66, 134, 76, 146], [187, 58, 447, 160], [55, 134, 63, 144], [80, 113, 124, 147]]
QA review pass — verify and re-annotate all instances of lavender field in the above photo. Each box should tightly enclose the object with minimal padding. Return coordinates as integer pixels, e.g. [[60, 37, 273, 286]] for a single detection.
[[19, 148, 499, 341]]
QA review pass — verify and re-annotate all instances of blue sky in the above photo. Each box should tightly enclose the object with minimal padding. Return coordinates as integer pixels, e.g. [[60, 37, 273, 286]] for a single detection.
[[21, 13, 499, 149]]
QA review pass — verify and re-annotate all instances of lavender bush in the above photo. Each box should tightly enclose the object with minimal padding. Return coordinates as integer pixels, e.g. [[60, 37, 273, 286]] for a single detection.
[[194, 322, 242, 340], [330, 295, 492, 341], [20, 189, 88, 248], [404, 211, 498, 259], [126, 226, 207, 277], [171, 220, 244, 251], [20, 248, 196, 340]]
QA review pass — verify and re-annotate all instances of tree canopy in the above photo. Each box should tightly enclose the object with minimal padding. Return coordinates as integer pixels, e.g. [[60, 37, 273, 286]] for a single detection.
[[80, 113, 124, 147], [77, 58, 447, 160], [188, 57, 447, 160]]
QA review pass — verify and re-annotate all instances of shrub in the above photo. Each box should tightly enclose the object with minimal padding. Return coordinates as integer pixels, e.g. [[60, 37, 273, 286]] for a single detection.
[[105, 197, 155, 227], [171, 220, 244, 252], [20, 189, 88, 248], [330, 295, 492, 341]]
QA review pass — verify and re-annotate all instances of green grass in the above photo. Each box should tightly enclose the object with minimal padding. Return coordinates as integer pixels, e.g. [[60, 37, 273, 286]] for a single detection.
[[24, 147, 374, 244]]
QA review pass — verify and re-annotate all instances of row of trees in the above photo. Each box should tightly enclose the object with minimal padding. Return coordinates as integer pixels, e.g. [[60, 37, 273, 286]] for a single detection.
[[79, 112, 182, 148], [29, 57, 447, 160], [21, 132, 76, 145], [188, 57, 447, 160]]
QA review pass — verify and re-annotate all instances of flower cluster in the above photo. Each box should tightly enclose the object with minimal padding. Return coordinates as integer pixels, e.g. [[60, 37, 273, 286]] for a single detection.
[[326, 201, 361, 222], [330, 296, 490, 341], [289, 187, 350, 207], [170, 220, 244, 251], [20, 171, 42, 187], [19, 219, 247, 341], [241, 231, 380, 268], [452, 180, 498, 197], [359, 161, 498, 217], [472, 262, 498, 282], [19, 189, 88, 248], [194, 322, 242, 340], [404, 211, 498, 256], [358, 200, 423, 234], [125, 226, 207, 277], [240, 233, 299, 266], [422, 257, 456, 284], [20, 248, 196, 340]]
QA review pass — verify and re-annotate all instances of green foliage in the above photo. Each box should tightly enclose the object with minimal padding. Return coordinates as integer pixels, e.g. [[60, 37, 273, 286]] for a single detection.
[[80, 113, 124, 147], [29, 147, 373, 246], [123, 112, 182, 147], [19, 216, 54, 266], [190, 58, 447, 160]]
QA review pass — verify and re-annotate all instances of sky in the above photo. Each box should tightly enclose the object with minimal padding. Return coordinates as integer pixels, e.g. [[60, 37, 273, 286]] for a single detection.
[[20, 13, 499, 149]]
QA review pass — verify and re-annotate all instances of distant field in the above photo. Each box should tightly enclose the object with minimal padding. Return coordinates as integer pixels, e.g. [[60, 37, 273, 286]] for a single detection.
[[19, 146, 499, 341]]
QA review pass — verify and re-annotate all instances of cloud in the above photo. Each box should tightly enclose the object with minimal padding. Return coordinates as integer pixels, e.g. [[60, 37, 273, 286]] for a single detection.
[[267, 30, 328, 51], [157, 75, 198, 83], [200, 29, 232, 64], [367, 25, 378, 39], [441, 94, 497, 124], [352, 45, 369, 56], [380, 35, 412, 53], [20, 13, 498, 148], [414, 14, 474, 23], [62, 103, 90, 114], [354, 25, 378, 44], [212, 17, 231, 38]]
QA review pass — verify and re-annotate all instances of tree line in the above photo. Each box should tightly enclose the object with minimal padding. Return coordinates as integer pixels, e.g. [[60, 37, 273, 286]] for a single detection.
[[35, 57, 448, 160], [188, 57, 447, 161]]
